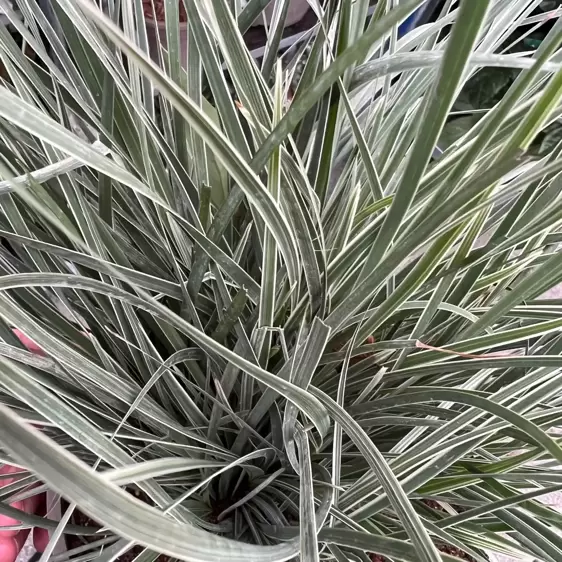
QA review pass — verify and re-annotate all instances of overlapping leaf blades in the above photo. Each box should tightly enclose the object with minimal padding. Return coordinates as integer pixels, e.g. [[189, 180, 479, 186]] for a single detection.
[[1, 1, 562, 561]]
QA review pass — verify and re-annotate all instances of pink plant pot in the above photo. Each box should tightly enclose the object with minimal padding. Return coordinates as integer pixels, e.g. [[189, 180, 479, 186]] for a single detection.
[[0, 331, 63, 561]]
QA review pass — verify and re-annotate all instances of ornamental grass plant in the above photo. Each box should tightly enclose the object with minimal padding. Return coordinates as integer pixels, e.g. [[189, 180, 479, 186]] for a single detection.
[[2, 1, 562, 562]]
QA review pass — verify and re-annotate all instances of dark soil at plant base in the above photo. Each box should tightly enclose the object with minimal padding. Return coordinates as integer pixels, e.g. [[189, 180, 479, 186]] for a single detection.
[[66, 505, 479, 562], [370, 544, 478, 562], [417, 500, 477, 561], [437, 544, 478, 561], [66, 506, 478, 562], [64, 494, 477, 562]]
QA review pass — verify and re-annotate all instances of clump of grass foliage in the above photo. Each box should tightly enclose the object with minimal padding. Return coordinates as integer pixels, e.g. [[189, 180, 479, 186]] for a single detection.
[[3, 1, 562, 561]]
